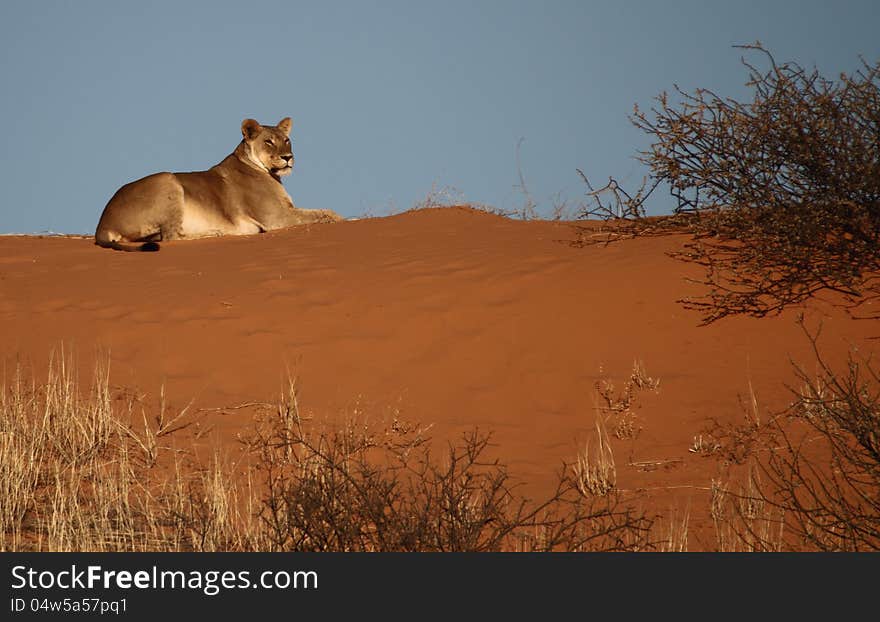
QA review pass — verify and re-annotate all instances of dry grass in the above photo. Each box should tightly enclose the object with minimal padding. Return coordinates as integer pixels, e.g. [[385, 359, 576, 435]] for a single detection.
[[709, 473, 785, 552], [1, 353, 207, 550], [594, 359, 660, 441], [572, 418, 616, 497], [570, 360, 662, 498], [688, 434, 721, 457], [658, 505, 690, 552]]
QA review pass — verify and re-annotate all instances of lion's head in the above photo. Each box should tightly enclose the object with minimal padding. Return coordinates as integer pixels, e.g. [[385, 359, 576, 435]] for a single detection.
[[241, 117, 294, 178]]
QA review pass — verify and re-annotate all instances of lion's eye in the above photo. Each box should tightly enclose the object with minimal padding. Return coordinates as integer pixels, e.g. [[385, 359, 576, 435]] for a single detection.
[[264, 139, 274, 146]]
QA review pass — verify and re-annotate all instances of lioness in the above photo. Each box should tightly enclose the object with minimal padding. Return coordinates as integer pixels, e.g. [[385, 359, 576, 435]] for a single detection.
[[95, 117, 341, 251]]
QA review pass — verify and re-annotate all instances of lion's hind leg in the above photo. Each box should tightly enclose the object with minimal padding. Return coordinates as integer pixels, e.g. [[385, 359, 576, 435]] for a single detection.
[[297, 208, 344, 224]]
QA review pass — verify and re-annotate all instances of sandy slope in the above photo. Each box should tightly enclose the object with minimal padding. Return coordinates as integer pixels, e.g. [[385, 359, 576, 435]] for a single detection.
[[0, 206, 874, 547]]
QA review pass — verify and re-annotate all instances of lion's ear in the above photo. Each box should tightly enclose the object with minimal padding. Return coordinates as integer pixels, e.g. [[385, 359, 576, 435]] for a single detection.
[[241, 118, 262, 140], [277, 117, 292, 135]]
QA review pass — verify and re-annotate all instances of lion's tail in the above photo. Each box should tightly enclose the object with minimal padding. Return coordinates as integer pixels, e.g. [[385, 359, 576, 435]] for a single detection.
[[103, 240, 160, 252], [95, 230, 160, 252]]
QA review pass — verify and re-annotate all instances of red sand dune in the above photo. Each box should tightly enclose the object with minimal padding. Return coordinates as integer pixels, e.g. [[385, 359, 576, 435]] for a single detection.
[[0, 206, 874, 548]]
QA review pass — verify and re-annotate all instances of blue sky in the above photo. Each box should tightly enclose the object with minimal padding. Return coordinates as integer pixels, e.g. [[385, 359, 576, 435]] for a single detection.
[[1, 1, 878, 233]]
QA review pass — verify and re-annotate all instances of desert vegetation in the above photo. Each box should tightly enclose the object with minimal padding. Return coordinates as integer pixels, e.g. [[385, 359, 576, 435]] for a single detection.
[[0, 354, 657, 552], [5, 342, 874, 552], [705, 321, 880, 552]]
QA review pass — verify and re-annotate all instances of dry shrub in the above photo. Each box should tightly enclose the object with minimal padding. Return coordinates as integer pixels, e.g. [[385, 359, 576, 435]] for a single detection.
[[754, 325, 880, 551], [694, 380, 765, 465], [576, 44, 880, 323], [243, 380, 653, 552], [702, 321, 879, 551]]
